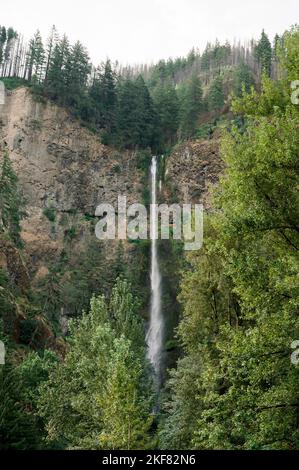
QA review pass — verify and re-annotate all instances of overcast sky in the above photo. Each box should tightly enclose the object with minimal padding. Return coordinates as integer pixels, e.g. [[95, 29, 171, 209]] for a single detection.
[[1, 0, 298, 65]]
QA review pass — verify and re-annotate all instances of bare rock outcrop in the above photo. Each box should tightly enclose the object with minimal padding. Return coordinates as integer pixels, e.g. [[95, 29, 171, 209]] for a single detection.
[[0, 87, 142, 276], [165, 137, 224, 209]]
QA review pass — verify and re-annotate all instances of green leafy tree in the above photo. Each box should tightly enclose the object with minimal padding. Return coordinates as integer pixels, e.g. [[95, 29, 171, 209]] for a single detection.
[[38, 279, 153, 449], [160, 25, 299, 451]]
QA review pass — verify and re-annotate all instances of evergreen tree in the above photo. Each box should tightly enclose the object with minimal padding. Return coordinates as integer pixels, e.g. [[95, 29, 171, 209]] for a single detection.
[[116, 76, 160, 150], [160, 25, 299, 450], [254, 30, 272, 76], [25, 30, 45, 83], [179, 75, 203, 138], [32, 30, 45, 82], [64, 40, 90, 109], [44, 25, 58, 83], [208, 75, 224, 111], [0, 351, 58, 449], [45, 34, 70, 102], [233, 62, 255, 97], [0, 151, 24, 246], [89, 59, 117, 132], [152, 81, 179, 146]]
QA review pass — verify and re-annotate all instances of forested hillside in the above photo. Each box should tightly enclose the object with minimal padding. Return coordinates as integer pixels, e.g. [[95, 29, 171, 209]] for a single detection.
[[0, 21, 299, 450], [0, 24, 279, 148]]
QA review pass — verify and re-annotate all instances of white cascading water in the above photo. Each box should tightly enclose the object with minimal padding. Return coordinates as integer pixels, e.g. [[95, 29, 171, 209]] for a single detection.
[[146, 156, 163, 384]]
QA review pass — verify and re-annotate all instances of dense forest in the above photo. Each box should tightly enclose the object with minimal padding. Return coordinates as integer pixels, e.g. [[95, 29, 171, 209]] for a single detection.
[[0, 24, 278, 149], [0, 21, 299, 450]]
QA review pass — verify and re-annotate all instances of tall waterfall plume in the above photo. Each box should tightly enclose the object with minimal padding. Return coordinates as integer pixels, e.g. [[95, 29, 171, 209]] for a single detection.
[[146, 156, 163, 384]]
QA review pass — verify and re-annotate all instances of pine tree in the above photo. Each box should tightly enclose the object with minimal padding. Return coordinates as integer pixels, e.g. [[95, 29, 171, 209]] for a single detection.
[[233, 62, 254, 97], [208, 75, 224, 111], [152, 81, 179, 146], [24, 30, 45, 83], [89, 59, 117, 132], [254, 30, 272, 76], [179, 75, 203, 138], [116, 76, 160, 150], [64, 40, 90, 109], [33, 30, 45, 83], [44, 25, 58, 83], [45, 34, 70, 102]]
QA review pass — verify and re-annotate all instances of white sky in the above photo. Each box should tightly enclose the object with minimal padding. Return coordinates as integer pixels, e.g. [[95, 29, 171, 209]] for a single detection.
[[1, 0, 298, 65]]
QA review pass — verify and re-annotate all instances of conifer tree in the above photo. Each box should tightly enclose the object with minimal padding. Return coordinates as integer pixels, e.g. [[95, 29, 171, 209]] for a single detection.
[[89, 59, 117, 132], [44, 25, 58, 83], [254, 30, 272, 76], [117, 76, 160, 150], [64, 40, 90, 108], [208, 75, 224, 111], [152, 81, 179, 145], [233, 62, 254, 97], [45, 34, 70, 101], [0, 151, 23, 246], [179, 75, 203, 138]]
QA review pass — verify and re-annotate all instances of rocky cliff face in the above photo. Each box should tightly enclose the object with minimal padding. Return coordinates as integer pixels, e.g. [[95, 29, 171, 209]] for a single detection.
[[0, 86, 223, 297], [0, 86, 223, 351], [165, 137, 223, 208], [0, 87, 143, 281]]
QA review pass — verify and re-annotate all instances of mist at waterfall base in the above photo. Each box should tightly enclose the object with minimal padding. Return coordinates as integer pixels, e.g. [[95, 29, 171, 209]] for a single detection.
[[146, 156, 164, 388]]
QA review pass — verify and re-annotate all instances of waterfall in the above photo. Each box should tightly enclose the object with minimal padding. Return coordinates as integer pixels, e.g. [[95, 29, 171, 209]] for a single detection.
[[146, 156, 163, 385]]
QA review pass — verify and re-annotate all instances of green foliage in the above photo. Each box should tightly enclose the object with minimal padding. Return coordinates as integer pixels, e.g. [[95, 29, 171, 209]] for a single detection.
[[136, 149, 152, 172], [38, 278, 154, 449], [0, 151, 24, 246], [64, 226, 77, 241], [43, 206, 56, 222], [160, 25, 299, 450], [208, 75, 225, 111], [1, 77, 28, 90], [116, 75, 160, 150], [0, 351, 58, 449], [233, 62, 255, 97], [179, 75, 203, 138], [254, 30, 272, 77], [152, 82, 179, 145], [88, 59, 117, 134]]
